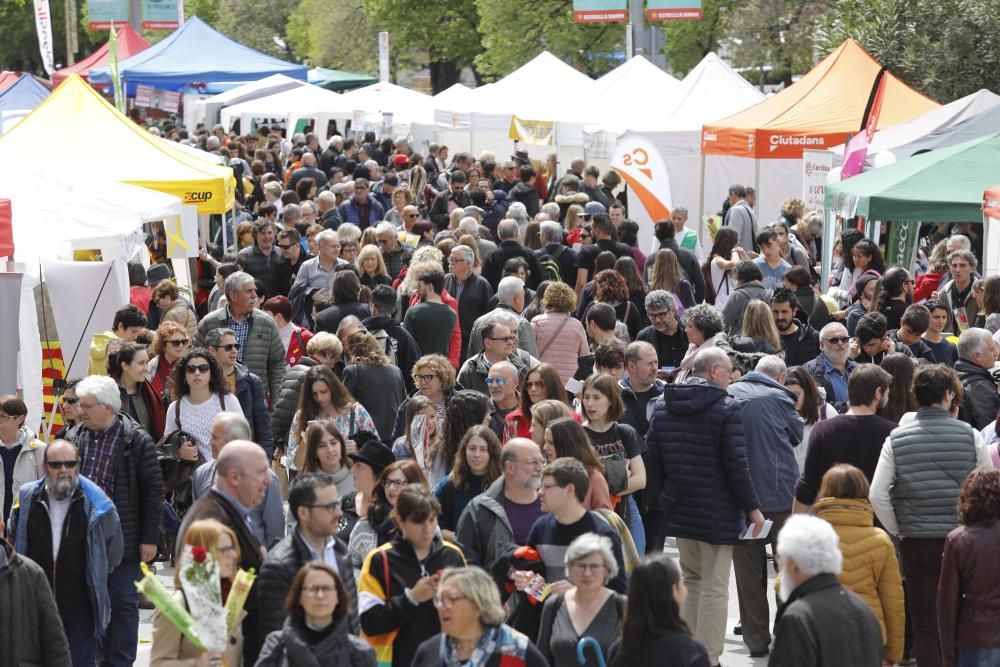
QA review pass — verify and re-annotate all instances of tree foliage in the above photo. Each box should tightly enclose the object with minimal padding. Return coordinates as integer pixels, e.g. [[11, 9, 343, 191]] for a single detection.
[[816, 0, 1000, 102], [660, 0, 736, 76], [474, 0, 625, 80], [215, 0, 296, 59], [0, 0, 97, 72], [727, 0, 832, 85], [286, 0, 377, 73]]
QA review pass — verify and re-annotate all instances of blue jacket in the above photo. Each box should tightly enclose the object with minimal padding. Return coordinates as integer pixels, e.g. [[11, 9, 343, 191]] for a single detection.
[[234, 362, 275, 457], [727, 372, 804, 513], [337, 197, 385, 229], [645, 376, 760, 545], [12, 475, 123, 634]]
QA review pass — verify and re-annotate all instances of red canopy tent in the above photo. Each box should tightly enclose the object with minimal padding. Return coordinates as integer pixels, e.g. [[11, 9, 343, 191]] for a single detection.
[[52, 25, 150, 89]]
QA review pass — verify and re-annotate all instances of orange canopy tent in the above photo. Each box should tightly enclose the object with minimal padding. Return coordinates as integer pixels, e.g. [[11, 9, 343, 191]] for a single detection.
[[698, 39, 939, 220], [52, 24, 149, 89], [702, 40, 937, 159]]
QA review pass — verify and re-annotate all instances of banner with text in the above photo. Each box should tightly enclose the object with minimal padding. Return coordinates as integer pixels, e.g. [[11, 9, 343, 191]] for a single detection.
[[573, 0, 627, 22], [802, 149, 834, 216], [612, 134, 672, 254], [135, 85, 180, 112], [33, 0, 54, 75], [87, 0, 128, 30], [509, 117, 556, 146], [885, 220, 919, 269], [142, 0, 181, 30], [646, 0, 702, 20]]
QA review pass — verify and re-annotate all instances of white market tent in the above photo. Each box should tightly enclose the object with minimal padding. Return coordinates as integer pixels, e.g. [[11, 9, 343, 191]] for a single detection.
[[342, 81, 435, 127], [829, 89, 1000, 166], [197, 73, 309, 128], [434, 51, 593, 157], [623, 53, 766, 231], [220, 84, 353, 137]]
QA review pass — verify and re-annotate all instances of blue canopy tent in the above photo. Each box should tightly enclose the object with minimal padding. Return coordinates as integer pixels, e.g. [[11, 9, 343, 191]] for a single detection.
[[0, 74, 50, 133], [89, 16, 307, 91]]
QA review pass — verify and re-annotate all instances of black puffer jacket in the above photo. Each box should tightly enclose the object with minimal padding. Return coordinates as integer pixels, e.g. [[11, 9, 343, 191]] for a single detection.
[[258, 531, 358, 638], [644, 377, 759, 546], [256, 613, 374, 667], [271, 357, 319, 452], [66, 413, 163, 561], [956, 359, 1000, 430]]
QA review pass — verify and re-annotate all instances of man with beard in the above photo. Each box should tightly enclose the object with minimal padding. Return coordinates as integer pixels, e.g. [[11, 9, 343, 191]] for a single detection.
[[10, 439, 123, 667], [771, 290, 820, 366], [803, 322, 857, 413]]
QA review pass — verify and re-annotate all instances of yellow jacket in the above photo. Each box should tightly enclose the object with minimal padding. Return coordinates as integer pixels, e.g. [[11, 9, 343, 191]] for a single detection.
[[814, 497, 905, 663]]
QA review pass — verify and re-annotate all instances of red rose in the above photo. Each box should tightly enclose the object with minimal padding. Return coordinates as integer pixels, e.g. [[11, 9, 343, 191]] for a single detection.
[[191, 546, 207, 563]]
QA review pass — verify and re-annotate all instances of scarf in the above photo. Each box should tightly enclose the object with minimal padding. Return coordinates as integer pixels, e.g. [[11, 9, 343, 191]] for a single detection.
[[442, 624, 530, 667]]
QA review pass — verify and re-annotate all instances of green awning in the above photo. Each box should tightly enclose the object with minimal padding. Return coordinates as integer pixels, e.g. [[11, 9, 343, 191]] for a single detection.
[[308, 67, 377, 92], [825, 131, 1000, 221]]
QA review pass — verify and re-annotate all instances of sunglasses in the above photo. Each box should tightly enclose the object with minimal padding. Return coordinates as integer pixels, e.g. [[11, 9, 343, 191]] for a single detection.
[[186, 363, 211, 374], [166, 338, 190, 347], [63, 397, 80, 405], [213, 343, 239, 352], [277, 244, 295, 250], [485, 376, 508, 386], [47, 460, 79, 469], [824, 336, 850, 345]]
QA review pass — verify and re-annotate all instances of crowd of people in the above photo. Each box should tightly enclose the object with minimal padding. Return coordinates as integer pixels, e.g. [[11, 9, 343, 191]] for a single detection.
[[3, 123, 1000, 667]]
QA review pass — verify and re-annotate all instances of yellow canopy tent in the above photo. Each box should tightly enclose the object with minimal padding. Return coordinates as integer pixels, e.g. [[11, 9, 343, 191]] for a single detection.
[[0, 75, 235, 214]]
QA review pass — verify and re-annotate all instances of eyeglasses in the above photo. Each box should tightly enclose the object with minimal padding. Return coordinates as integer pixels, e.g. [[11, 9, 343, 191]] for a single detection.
[[487, 335, 515, 343], [433, 593, 468, 608], [62, 397, 80, 405], [302, 585, 336, 597], [306, 501, 341, 512], [449, 257, 467, 263], [414, 374, 437, 384], [382, 478, 408, 489], [485, 376, 508, 386], [185, 363, 211, 374], [47, 460, 79, 470], [648, 310, 672, 321], [277, 244, 295, 250], [213, 343, 239, 352], [570, 562, 606, 573], [0, 414, 19, 421], [823, 336, 850, 345], [166, 338, 190, 347], [524, 380, 544, 390]]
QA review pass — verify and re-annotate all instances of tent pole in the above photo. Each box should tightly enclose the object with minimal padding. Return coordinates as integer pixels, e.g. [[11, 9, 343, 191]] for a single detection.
[[698, 151, 707, 248], [753, 154, 761, 215]]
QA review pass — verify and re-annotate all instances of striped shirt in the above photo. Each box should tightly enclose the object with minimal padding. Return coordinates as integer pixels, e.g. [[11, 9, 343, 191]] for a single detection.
[[78, 417, 123, 498]]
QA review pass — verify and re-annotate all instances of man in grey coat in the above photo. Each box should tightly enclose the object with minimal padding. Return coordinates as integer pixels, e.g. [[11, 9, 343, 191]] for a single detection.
[[196, 271, 286, 401], [727, 356, 803, 658], [724, 184, 759, 252]]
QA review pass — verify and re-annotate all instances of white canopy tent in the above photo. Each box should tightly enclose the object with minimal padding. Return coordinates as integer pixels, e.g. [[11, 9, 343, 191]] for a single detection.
[[0, 175, 184, 434], [220, 84, 353, 138], [197, 73, 309, 128], [623, 53, 766, 234], [342, 81, 435, 126], [829, 89, 1000, 166]]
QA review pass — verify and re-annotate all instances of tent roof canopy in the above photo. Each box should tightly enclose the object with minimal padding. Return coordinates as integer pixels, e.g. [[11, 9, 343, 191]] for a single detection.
[[342, 81, 434, 124], [463, 51, 593, 116], [52, 24, 149, 88], [0, 72, 48, 94], [630, 52, 765, 132], [0, 74, 50, 111], [220, 83, 353, 129], [90, 16, 307, 89], [703, 39, 939, 159], [308, 67, 377, 91], [825, 131, 1000, 222], [0, 75, 234, 213], [204, 74, 307, 107]]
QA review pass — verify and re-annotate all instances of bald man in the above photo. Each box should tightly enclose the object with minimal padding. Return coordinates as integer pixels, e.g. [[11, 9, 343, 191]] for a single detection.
[[289, 151, 327, 190], [179, 440, 270, 666]]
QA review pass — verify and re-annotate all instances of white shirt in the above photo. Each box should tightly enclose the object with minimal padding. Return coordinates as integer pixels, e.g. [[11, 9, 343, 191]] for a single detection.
[[869, 411, 993, 536], [299, 529, 340, 574], [47, 489, 72, 557], [165, 394, 244, 461]]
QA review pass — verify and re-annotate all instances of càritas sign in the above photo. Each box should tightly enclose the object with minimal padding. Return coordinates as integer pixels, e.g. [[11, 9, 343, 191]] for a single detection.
[[610, 135, 672, 223]]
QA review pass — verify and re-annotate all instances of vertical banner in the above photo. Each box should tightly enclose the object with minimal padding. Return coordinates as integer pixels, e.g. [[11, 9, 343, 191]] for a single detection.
[[572, 0, 627, 22], [840, 66, 889, 180], [0, 199, 12, 258], [611, 134, 673, 253], [801, 149, 834, 216], [0, 273, 22, 396], [142, 0, 181, 30], [108, 25, 125, 113], [646, 0, 702, 20], [87, 0, 128, 30], [33, 0, 54, 75], [885, 221, 919, 269], [378, 32, 390, 83]]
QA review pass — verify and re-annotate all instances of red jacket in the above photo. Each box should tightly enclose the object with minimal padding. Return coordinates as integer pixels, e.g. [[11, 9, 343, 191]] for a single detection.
[[285, 325, 313, 367]]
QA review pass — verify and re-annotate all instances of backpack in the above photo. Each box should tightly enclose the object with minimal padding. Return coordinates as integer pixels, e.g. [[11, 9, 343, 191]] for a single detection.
[[370, 327, 398, 366], [538, 244, 567, 283]]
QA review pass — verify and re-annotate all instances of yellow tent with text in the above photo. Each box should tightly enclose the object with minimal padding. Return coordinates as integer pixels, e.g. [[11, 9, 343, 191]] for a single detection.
[[0, 75, 235, 214]]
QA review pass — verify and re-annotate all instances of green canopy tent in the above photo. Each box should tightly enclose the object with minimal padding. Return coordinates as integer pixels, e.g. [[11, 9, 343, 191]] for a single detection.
[[823, 132, 1000, 276], [308, 67, 377, 92]]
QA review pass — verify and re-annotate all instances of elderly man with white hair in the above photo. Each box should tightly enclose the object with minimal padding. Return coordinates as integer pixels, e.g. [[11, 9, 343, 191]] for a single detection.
[[458, 215, 497, 260], [727, 355, 804, 658], [482, 218, 544, 291], [770, 514, 883, 666], [444, 242, 494, 362], [955, 326, 1000, 429], [465, 276, 538, 358], [317, 190, 343, 229], [535, 220, 577, 286]]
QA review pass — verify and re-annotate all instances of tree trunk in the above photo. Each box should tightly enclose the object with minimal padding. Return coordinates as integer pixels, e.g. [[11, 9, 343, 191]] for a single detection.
[[429, 59, 461, 94]]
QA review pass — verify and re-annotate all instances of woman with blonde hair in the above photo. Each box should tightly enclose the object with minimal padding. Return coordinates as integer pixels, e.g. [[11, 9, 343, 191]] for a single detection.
[[648, 249, 695, 309], [779, 196, 805, 227], [565, 204, 586, 244], [357, 244, 391, 291], [531, 282, 590, 384], [448, 208, 465, 231], [730, 299, 781, 358], [147, 320, 191, 400], [343, 330, 406, 442], [814, 465, 904, 666], [385, 188, 415, 226], [529, 398, 575, 447], [150, 518, 244, 667]]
